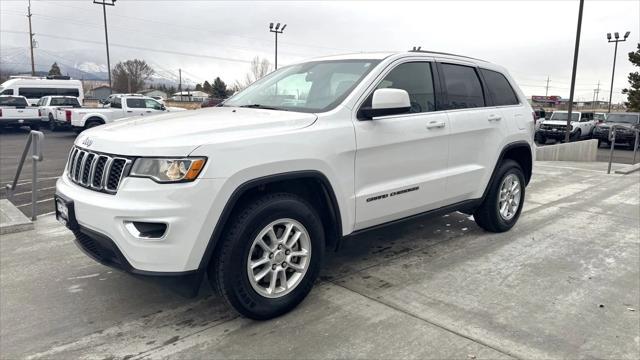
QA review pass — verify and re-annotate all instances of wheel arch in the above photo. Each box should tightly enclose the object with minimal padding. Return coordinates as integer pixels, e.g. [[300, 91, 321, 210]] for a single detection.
[[483, 141, 533, 200], [83, 114, 107, 125], [197, 170, 343, 273]]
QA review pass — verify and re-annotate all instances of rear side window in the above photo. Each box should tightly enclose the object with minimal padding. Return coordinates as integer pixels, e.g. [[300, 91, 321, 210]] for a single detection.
[[480, 69, 519, 106], [126, 98, 146, 108], [51, 98, 81, 107], [1, 88, 14, 95], [110, 97, 122, 109], [441, 64, 485, 109], [18, 87, 80, 99]]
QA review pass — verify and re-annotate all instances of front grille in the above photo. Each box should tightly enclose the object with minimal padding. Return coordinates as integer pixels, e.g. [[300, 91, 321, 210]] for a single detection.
[[66, 146, 131, 194], [544, 124, 571, 131]]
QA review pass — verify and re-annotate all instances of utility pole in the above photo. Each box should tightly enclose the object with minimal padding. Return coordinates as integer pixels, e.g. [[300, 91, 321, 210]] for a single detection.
[[593, 80, 600, 109], [94, 0, 116, 95], [564, 0, 584, 143], [545, 76, 550, 97], [27, 0, 35, 76], [606, 31, 630, 112], [178, 68, 182, 101], [269, 22, 287, 69]]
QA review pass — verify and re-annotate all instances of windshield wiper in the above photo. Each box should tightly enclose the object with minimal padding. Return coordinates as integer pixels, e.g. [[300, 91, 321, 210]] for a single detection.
[[238, 104, 288, 111]]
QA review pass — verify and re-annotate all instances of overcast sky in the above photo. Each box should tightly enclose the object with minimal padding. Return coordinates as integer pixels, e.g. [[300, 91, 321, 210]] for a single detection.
[[1, 0, 639, 102]]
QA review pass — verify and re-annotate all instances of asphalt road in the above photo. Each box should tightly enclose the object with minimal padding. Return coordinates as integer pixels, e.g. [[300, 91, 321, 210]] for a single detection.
[[1, 162, 638, 359], [0, 127, 637, 218]]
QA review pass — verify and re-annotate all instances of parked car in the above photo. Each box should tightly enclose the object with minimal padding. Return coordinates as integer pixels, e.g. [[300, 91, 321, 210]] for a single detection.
[[55, 50, 534, 319], [533, 108, 546, 131], [62, 94, 185, 132], [536, 111, 595, 143], [592, 112, 640, 147], [0, 95, 41, 130], [37, 95, 82, 131], [0, 75, 83, 105], [594, 112, 607, 123]]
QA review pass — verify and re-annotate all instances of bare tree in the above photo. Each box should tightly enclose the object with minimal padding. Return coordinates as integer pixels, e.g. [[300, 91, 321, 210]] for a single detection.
[[112, 59, 154, 93], [234, 56, 273, 91]]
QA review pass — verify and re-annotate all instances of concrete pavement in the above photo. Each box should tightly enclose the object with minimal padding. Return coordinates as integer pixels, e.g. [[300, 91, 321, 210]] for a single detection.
[[1, 161, 638, 359]]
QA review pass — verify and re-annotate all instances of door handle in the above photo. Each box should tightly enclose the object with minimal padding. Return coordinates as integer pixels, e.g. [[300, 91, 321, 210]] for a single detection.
[[426, 121, 446, 129], [145, 111, 151, 113], [488, 114, 502, 122], [127, 110, 133, 113]]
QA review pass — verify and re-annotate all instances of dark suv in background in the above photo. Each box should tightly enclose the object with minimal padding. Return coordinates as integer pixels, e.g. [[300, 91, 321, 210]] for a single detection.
[[593, 112, 640, 147]]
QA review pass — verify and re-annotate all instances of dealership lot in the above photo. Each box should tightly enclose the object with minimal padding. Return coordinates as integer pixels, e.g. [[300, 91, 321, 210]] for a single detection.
[[1, 161, 638, 359]]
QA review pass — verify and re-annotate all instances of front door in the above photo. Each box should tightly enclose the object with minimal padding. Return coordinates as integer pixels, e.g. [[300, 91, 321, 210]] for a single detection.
[[353, 61, 450, 230]]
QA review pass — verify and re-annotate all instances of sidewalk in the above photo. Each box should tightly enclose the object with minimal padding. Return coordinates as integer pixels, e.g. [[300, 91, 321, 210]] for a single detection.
[[1, 161, 638, 359]]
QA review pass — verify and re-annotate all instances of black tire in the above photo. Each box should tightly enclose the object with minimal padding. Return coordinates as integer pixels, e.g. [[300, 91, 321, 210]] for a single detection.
[[48, 114, 58, 132], [29, 123, 40, 131], [210, 192, 325, 320], [570, 129, 581, 142], [474, 159, 525, 233], [85, 120, 102, 130]]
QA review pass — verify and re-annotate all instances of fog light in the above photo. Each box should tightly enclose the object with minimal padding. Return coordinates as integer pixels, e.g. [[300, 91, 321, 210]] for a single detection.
[[124, 221, 167, 239]]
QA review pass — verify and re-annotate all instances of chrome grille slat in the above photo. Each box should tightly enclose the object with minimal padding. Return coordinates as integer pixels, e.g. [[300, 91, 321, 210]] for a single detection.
[[65, 146, 131, 194]]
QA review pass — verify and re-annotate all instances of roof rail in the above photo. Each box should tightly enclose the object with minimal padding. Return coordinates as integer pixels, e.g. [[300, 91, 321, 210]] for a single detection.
[[407, 48, 487, 62]]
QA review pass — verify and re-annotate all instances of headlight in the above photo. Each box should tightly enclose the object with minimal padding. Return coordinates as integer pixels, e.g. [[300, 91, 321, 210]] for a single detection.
[[130, 157, 206, 183]]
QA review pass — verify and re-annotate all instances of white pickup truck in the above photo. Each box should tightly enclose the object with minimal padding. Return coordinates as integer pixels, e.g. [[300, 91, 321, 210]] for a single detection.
[[61, 94, 185, 132], [37, 95, 82, 131], [0, 95, 42, 130]]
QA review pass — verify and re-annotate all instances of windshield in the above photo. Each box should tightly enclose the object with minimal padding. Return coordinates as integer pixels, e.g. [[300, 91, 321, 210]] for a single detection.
[[0, 96, 28, 107], [594, 113, 606, 121], [550, 112, 579, 121], [224, 59, 380, 113], [605, 114, 639, 124]]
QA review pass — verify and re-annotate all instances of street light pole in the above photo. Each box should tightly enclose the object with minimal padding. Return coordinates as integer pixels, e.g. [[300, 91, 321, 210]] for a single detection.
[[564, 0, 584, 143], [269, 22, 286, 69], [606, 31, 630, 113], [94, 0, 116, 95]]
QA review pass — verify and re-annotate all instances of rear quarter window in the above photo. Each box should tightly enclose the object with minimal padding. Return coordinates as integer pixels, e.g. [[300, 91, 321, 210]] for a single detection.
[[480, 69, 519, 106]]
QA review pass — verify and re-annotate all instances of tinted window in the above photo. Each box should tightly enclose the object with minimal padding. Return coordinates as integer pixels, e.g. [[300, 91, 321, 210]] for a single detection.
[[18, 87, 79, 99], [111, 97, 122, 109], [480, 69, 518, 106], [372, 62, 436, 113], [126, 98, 146, 108], [441, 64, 485, 109], [0, 97, 29, 107], [1, 88, 14, 95]]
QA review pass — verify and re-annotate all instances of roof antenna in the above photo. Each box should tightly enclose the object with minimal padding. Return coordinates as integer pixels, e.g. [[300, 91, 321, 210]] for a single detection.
[[411, 46, 422, 51]]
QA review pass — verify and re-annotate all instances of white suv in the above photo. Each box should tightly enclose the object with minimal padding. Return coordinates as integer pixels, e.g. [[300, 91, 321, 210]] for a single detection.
[[55, 51, 534, 319]]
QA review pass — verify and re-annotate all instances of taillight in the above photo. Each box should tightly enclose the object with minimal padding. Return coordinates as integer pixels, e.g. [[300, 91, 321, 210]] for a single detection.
[[65, 110, 72, 122]]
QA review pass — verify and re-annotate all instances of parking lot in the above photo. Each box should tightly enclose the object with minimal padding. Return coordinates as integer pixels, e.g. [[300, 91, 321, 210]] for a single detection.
[[0, 127, 638, 220], [1, 160, 638, 359]]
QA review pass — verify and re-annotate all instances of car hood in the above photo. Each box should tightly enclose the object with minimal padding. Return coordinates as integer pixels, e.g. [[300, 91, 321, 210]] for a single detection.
[[75, 107, 318, 156], [597, 122, 637, 129]]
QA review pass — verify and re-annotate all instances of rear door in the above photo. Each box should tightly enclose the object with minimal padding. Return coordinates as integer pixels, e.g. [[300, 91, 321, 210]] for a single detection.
[[438, 62, 513, 203], [353, 60, 451, 230]]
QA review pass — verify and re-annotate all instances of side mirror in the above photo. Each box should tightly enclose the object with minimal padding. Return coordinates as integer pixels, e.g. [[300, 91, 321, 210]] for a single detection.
[[160, 105, 166, 111], [360, 88, 411, 120]]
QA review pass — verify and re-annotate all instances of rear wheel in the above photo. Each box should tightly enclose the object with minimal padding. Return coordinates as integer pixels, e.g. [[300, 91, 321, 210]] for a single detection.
[[48, 114, 58, 132], [570, 129, 581, 142], [474, 160, 525, 233], [85, 120, 102, 130], [210, 193, 325, 320], [29, 123, 40, 131]]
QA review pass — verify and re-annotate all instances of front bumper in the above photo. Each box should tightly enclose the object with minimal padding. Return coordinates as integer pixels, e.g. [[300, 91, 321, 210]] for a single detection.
[[593, 129, 636, 143], [536, 128, 575, 139], [55, 171, 226, 273]]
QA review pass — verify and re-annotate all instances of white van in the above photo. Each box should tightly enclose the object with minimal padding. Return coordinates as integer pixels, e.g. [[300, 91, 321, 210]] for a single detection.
[[0, 76, 84, 106]]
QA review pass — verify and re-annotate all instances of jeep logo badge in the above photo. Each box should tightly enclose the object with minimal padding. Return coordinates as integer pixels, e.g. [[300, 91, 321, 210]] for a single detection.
[[82, 137, 93, 147]]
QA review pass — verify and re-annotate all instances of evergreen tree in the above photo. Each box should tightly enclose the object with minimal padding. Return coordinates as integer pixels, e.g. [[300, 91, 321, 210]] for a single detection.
[[211, 77, 229, 99], [48, 62, 62, 76], [622, 43, 640, 111], [202, 80, 212, 94], [195, 83, 203, 91]]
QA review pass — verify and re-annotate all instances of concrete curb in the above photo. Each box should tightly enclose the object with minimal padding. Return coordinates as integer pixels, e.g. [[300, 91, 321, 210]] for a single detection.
[[614, 163, 640, 175], [535, 139, 598, 162], [0, 199, 34, 235]]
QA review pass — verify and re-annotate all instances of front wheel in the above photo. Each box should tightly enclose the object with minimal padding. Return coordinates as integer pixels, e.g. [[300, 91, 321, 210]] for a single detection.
[[570, 129, 582, 142], [474, 160, 525, 233], [210, 193, 325, 320], [48, 114, 58, 132]]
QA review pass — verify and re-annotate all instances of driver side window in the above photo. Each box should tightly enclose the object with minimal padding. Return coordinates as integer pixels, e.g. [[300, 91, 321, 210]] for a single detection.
[[363, 62, 436, 114], [145, 99, 163, 110]]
